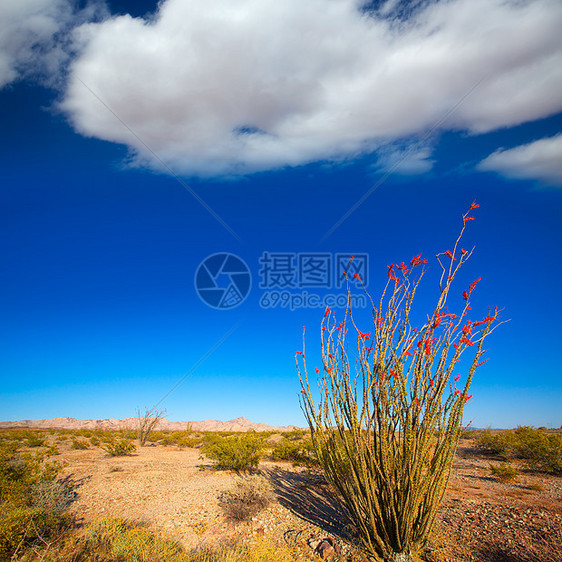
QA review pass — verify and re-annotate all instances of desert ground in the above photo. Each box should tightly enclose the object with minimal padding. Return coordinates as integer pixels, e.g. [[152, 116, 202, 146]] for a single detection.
[[46, 435, 562, 561]]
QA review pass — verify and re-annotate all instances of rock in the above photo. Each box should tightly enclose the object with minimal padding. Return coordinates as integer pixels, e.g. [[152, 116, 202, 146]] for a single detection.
[[313, 537, 341, 559]]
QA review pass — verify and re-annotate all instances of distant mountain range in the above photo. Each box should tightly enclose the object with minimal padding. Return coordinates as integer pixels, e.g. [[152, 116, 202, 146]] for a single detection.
[[0, 416, 299, 433]]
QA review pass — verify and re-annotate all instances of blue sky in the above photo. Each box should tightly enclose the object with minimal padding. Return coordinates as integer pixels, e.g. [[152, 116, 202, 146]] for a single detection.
[[1, 0, 561, 429]]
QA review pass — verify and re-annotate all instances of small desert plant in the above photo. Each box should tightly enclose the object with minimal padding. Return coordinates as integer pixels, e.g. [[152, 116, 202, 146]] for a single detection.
[[0, 443, 73, 559], [137, 406, 165, 446], [102, 439, 136, 457], [71, 438, 89, 450], [201, 433, 265, 473], [79, 517, 185, 561], [90, 435, 101, 446], [25, 433, 46, 448], [298, 204, 503, 561], [219, 475, 274, 522], [489, 462, 519, 482]]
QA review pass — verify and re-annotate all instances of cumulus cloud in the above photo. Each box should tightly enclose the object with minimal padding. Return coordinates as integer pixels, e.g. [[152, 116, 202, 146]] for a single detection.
[[60, 0, 562, 177], [478, 134, 562, 186], [0, 0, 106, 89]]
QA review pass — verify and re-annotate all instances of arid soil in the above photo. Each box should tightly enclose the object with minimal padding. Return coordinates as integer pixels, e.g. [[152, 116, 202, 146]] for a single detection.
[[59, 438, 562, 561]]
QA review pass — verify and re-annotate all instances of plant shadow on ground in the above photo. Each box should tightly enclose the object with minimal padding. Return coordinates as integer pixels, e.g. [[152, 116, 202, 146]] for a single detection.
[[264, 467, 350, 540]]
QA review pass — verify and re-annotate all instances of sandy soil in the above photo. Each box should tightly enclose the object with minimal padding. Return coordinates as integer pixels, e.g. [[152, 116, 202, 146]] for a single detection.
[[57, 438, 562, 561]]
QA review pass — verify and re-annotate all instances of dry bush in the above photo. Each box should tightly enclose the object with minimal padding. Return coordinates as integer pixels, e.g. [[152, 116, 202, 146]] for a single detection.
[[219, 475, 274, 522]]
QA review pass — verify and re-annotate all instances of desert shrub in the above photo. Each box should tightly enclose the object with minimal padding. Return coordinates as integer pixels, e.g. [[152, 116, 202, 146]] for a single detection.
[[476, 427, 562, 474], [280, 428, 308, 440], [489, 462, 519, 482], [25, 434, 46, 448], [137, 406, 165, 446], [58, 518, 299, 562], [270, 438, 318, 467], [90, 435, 101, 447], [219, 476, 273, 522], [161, 431, 201, 448], [0, 443, 73, 559], [71, 438, 89, 450], [184, 537, 299, 562], [77, 429, 93, 438], [102, 439, 136, 457], [298, 204, 503, 561], [78, 517, 184, 561], [201, 434, 265, 473]]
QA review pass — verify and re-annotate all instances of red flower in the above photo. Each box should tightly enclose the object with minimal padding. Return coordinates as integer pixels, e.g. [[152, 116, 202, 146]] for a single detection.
[[445, 250, 456, 261], [460, 337, 474, 346], [469, 277, 482, 293], [300, 390, 306, 394], [414, 398, 420, 408], [462, 290, 469, 301], [353, 272, 361, 280], [390, 369, 397, 378], [464, 216, 475, 222], [410, 254, 421, 265], [454, 390, 461, 396], [469, 202, 480, 210], [476, 359, 489, 367], [296, 351, 303, 356], [464, 394, 473, 403], [349, 255, 355, 261], [405, 351, 413, 356], [358, 330, 371, 340], [461, 248, 468, 255], [387, 264, 395, 278], [322, 326, 327, 332], [315, 367, 319, 374], [324, 308, 331, 317], [454, 375, 460, 382], [429, 378, 434, 387], [376, 316, 383, 327], [328, 353, 333, 359]]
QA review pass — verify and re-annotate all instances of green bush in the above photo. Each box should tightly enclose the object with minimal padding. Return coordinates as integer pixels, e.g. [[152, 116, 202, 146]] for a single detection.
[[71, 438, 89, 450], [102, 439, 136, 457], [201, 433, 265, 473], [79, 517, 184, 561], [476, 427, 562, 474], [0, 443, 73, 559], [270, 438, 318, 467]]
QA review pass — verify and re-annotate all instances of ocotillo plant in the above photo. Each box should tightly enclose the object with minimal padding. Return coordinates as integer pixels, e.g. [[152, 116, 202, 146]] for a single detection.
[[297, 204, 503, 562]]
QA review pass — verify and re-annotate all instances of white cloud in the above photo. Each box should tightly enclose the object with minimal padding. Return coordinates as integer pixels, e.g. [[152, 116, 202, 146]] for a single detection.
[[0, 0, 71, 87], [60, 0, 562, 177], [0, 0, 106, 89], [373, 143, 434, 175], [478, 134, 562, 186]]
